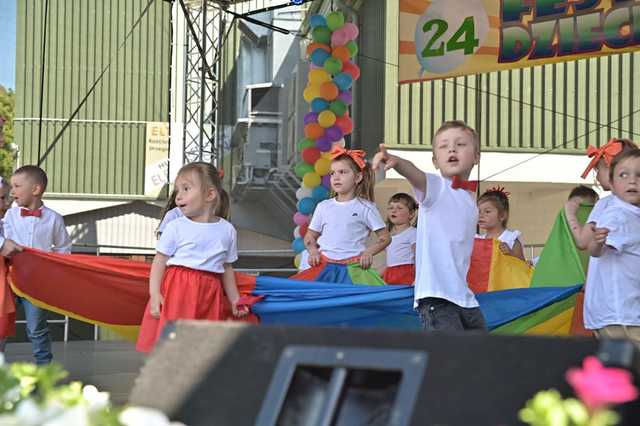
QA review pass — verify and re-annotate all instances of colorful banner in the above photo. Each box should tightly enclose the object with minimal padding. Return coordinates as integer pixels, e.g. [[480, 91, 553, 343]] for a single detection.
[[467, 238, 533, 294], [399, 0, 640, 83]]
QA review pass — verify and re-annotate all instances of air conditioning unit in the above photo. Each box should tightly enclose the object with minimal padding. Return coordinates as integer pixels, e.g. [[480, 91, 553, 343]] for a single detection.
[[246, 83, 282, 118]]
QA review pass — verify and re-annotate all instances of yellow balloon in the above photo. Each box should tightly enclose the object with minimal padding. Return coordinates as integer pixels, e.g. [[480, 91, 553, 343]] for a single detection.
[[303, 84, 321, 103], [321, 151, 332, 160], [303, 171, 321, 187], [294, 254, 301, 268], [309, 68, 331, 85], [314, 158, 331, 176], [318, 110, 336, 128]]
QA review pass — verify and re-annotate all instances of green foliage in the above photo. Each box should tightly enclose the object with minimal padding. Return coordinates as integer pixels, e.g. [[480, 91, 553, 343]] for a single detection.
[[0, 85, 17, 178], [519, 389, 620, 426]]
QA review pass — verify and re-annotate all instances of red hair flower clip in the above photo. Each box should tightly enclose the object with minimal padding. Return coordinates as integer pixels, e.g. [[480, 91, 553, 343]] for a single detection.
[[485, 186, 510, 198]]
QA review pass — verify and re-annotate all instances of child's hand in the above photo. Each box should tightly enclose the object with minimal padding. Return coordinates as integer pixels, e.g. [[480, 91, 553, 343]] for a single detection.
[[593, 227, 609, 245], [372, 144, 397, 171], [308, 251, 322, 267], [498, 242, 511, 256], [0, 239, 23, 258], [149, 293, 163, 319], [359, 253, 373, 269], [564, 199, 580, 217], [232, 301, 249, 318]]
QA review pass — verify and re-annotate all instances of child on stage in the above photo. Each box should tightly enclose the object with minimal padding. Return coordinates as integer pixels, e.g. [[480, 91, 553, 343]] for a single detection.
[[373, 120, 486, 332], [137, 163, 247, 353], [302, 146, 391, 285], [382, 193, 417, 285], [476, 187, 525, 261], [587, 149, 640, 347], [2, 166, 71, 363], [563, 139, 637, 333]]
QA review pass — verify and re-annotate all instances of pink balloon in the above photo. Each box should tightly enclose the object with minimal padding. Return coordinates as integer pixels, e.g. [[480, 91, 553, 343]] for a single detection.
[[331, 30, 348, 47], [343, 23, 359, 40], [293, 212, 309, 226]]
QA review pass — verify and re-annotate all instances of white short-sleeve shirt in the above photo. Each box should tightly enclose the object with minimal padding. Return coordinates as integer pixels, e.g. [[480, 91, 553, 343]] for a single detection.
[[309, 198, 386, 260], [477, 229, 523, 250], [158, 207, 183, 234], [3, 205, 71, 253], [157, 216, 238, 273], [583, 195, 614, 329], [413, 173, 479, 308], [386, 227, 417, 267], [584, 196, 640, 329]]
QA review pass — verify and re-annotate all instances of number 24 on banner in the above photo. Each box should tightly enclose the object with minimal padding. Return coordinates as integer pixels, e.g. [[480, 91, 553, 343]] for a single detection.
[[414, 1, 490, 75]]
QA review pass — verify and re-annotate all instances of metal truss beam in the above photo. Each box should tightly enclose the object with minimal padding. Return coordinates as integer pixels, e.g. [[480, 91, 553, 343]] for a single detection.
[[180, 0, 225, 165]]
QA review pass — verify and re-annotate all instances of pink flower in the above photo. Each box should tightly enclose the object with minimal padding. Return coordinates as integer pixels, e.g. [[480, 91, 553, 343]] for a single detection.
[[566, 356, 638, 411]]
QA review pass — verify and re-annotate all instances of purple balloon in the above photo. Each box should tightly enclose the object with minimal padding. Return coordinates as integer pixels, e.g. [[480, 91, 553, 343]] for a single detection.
[[337, 90, 352, 105], [304, 112, 318, 125], [321, 174, 331, 189], [326, 125, 344, 142], [315, 136, 332, 152]]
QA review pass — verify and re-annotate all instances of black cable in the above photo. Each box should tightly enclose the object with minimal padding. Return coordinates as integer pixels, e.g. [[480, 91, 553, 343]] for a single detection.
[[37, 0, 157, 166], [36, 0, 50, 161]]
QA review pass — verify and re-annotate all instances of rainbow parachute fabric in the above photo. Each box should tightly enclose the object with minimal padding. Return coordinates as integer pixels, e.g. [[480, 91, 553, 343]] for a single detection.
[[0, 241, 582, 340]]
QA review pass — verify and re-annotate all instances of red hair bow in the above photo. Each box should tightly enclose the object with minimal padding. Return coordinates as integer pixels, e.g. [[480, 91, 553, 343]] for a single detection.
[[330, 146, 367, 170], [580, 139, 623, 179]]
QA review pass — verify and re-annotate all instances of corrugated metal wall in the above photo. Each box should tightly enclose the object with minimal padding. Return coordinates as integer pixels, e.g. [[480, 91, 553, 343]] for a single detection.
[[15, 0, 171, 195], [382, 0, 640, 153]]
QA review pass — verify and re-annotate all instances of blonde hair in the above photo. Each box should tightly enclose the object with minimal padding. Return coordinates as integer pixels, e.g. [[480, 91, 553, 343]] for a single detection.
[[331, 154, 376, 202], [433, 120, 480, 154]]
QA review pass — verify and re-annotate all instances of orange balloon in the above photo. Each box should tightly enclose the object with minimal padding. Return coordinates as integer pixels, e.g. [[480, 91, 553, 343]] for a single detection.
[[304, 123, 325, 139], [332, 46, 350, 63], [320, 82, 339, 101], [306, 42, 331, 57]]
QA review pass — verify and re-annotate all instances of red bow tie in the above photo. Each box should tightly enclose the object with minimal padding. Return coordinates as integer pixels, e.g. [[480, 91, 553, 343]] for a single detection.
[[451, 176, 478, 192], [20, 208, 42, 218]]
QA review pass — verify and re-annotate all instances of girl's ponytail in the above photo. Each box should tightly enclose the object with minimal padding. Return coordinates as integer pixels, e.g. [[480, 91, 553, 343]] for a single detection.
[[216, 187, 230, 220], [355, 162, 376, 202]]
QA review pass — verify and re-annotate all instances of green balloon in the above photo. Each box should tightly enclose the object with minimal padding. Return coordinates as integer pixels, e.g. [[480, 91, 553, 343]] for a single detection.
[[297, 138, 315, 151], [329, 100, 347, 117], [326, 11, 345, 31], [294, 162, 314, 179], [312, 26, 331, 44], [346, 40, 358, 58], [324, 57, 343, 75]]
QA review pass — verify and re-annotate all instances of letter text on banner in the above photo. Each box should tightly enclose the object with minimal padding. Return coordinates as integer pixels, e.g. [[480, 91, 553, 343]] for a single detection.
[[399, 0, 640, 84]]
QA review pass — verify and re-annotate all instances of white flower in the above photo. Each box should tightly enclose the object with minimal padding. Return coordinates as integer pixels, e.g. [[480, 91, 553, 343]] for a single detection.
[[12, 399, 47, 426], [119, 406, 186, 426], [81, 385, 110, 411], [42, 405, 89, 426]]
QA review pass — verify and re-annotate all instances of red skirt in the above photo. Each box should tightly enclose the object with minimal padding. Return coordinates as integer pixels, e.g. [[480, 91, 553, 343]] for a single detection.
[[136, 266, 226, 353], [383, 264, 415, 285]]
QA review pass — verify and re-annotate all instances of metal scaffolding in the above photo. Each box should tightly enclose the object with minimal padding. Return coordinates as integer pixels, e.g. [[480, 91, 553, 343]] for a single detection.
[[179, 0, 225, 165]]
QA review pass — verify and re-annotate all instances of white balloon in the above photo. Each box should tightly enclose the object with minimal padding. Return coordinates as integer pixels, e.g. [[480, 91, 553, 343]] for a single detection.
[[293, 225, 301, 239], [332, 139, 346, 149], [414, 0, 489, 75], [296, 186, 313, 200]]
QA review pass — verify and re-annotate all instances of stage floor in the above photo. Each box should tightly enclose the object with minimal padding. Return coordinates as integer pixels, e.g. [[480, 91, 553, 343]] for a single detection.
[[4, 341, 145, 404]]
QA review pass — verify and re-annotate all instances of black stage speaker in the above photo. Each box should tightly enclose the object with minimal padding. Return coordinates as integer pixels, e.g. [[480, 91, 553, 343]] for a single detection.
[[129, 322, 640, 426]]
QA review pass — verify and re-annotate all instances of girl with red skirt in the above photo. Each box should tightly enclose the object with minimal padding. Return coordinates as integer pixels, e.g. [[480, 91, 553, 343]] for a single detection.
[[382, 193, 417, 285], [136, 163, 247, 353]]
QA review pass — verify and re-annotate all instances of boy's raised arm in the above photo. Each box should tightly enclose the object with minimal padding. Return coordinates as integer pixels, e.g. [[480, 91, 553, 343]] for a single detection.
[[372, 144, 427, 195]]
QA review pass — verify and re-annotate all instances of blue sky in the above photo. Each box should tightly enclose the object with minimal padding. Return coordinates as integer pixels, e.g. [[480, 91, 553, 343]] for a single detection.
[[0, 0, 16, 89]]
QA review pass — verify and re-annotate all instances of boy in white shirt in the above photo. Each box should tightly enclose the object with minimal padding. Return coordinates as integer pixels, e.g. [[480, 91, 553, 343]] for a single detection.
[[373, 121, 486, 332], [587, 149, 640, 347], [3, 166, 71, 363]]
